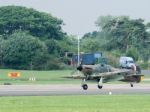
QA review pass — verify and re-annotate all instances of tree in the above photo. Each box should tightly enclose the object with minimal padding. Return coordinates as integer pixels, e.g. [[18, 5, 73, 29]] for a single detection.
[[1, 31, 48, 69], [0, 37, 5, 67], [96, 16, 148, 52], [95, 15, 116, 31], [0, 6, 65, 40], [80, 15, 149, 66], [81, 38, 101, 53], [126, 47, 139, 61]]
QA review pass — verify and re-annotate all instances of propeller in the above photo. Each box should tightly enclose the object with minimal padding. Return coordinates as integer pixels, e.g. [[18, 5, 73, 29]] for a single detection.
[[77, 65, 83, 71]]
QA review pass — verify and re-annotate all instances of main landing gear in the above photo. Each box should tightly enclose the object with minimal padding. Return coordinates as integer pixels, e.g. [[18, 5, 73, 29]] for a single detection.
[[82, 84, 88, 90], [81, 78, 88, 90], [98, 85, 103, 89], [130, 83, 134, 87], [97, 77, 103, 89], [81, 77, 103, 90]]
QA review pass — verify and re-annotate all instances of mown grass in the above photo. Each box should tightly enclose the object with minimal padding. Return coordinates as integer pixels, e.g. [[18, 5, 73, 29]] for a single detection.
[[0, 69, 81, 84], [0, 69, 149, 84], [0, 95, 150, 112]]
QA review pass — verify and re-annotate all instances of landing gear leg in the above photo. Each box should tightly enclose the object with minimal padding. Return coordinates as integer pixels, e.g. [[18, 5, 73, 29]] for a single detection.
[[130, 83, 134, 87], [81, 78, 88, 90], [98, 77, 103, 89]]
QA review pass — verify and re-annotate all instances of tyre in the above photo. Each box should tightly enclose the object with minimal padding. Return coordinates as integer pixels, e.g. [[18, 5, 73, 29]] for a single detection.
[[98, 85, 103, 89], [82, 84, 88, 90]]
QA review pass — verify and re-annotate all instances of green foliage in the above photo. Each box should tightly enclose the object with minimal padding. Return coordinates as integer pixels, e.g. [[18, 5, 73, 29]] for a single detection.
[[81, 31, 109, 52], [104, 52, 120, 67], [82, 31, 99, 39], [126, 47, 139, 61], [45, 60, 63, 70], [0, 6, 78, 70], [1, 6, 149, 69], [103, 17, 147, 52], [0, 38, 5, 67], [139, 62, 149, 69], [44, 56, 65, 70], [45, 39, 61, 55], [1, 31, 48, 70], [82, 15, 150, 63], [139, 44, 150, 62], [45, 35, 77, 57], [81, 38, 101, 52], [95, 15, 115, 30], [0, 6, 64, 40]]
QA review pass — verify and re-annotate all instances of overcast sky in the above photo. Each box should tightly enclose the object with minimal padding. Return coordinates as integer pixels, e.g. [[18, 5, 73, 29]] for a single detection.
[[0, 0, 150, 36]]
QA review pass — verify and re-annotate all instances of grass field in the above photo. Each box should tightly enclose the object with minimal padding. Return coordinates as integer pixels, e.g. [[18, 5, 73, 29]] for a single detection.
[[0, 95, 150, 112], [0, 69, 149, 84], [0, 69, 82, 84]]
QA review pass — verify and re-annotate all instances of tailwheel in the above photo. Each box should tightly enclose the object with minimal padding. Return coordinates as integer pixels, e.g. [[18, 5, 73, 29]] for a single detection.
[[130, 83, 134, 87], [98, 85, 103, 89], [82, 84, 88, 90]]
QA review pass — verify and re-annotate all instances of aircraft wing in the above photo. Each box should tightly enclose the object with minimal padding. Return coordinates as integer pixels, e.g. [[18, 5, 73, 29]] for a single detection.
[[91, 69, 134, 78], [64, 69, 133, 79], [63, 75, 85, 79]]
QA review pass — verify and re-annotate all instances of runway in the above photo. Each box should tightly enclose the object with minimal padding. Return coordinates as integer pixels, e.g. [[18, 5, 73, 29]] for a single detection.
[[0, 84, 150, 96]]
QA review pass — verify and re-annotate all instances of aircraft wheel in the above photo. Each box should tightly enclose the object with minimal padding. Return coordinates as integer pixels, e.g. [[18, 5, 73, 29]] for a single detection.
[[82, 84, 88, 90], [130, 83, 134, 87], [98, 85, 103, 89]]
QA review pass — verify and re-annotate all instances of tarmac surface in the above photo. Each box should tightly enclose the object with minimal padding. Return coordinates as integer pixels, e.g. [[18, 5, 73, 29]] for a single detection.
[[0, 84, 150, 96]]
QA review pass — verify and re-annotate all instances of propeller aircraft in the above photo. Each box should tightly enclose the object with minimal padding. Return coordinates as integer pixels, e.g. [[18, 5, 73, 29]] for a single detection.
[[67, 63, 144, 90]]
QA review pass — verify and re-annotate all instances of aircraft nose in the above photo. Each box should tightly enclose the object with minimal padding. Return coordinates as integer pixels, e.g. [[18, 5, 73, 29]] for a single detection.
[[77, 65, 83, 71]]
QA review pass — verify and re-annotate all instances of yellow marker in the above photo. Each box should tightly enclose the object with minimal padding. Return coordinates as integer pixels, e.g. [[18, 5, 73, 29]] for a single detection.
[[8, 72, 21, 78], [140, 75, 144, 81]]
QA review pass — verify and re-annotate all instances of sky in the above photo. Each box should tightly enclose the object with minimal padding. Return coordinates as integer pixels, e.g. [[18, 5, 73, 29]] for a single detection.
[[0, 0, 150, 37]]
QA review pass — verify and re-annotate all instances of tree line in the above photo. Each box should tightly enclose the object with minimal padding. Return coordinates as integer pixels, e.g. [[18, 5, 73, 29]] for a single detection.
[[81, 15, 150, 68], [0, 6, 76, 70], [0, 6, 149, 70]]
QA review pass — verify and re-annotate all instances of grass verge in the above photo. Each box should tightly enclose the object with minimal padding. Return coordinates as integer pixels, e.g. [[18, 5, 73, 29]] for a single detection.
[[0, 69, 81, 84], [0, 95, 150, 112], [0, 69, 149, 84]]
